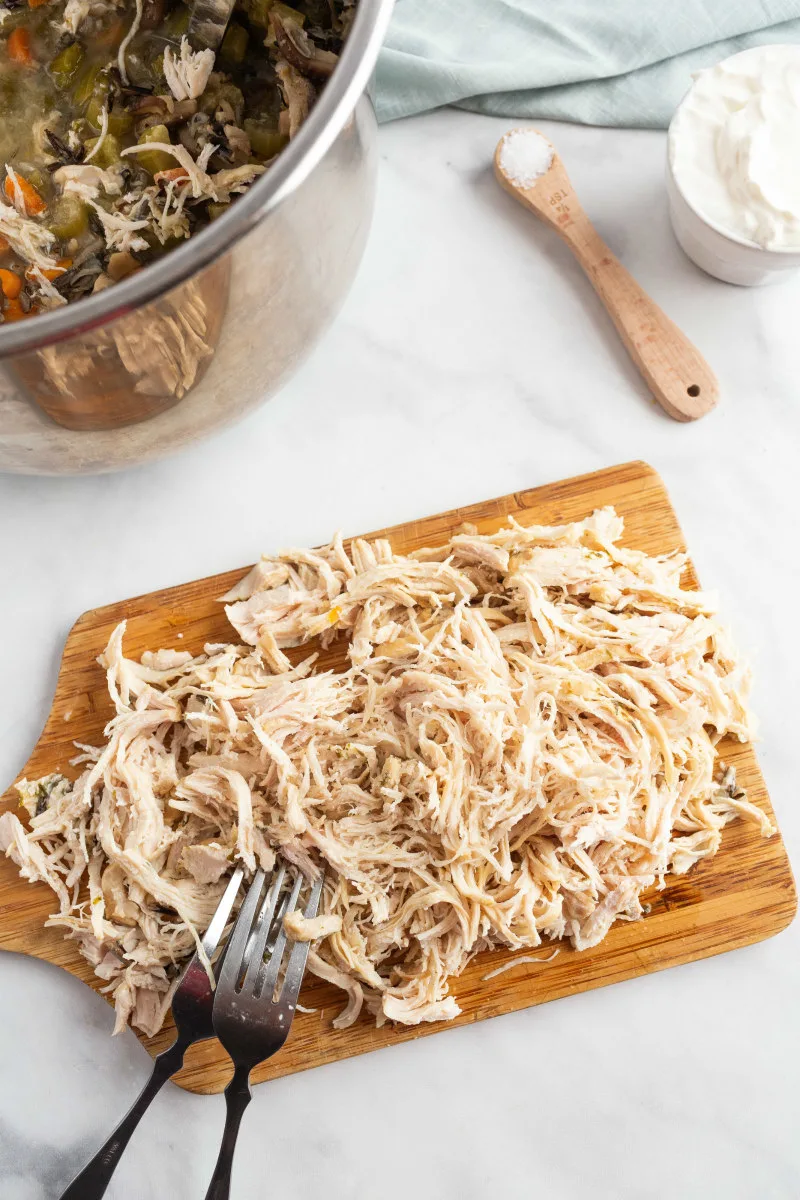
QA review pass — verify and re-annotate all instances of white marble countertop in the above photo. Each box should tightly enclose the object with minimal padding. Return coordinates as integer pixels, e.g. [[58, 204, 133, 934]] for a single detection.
[[1, 109, 799, 1200]]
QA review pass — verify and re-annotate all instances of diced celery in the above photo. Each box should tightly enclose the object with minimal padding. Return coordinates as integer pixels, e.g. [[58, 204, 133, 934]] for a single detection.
[[220, 23, 248, 64], [86, 93, 110, 129], [49, 42, 84, 89], [49, 193, 88, 241], [243, 119, 288, 160], [197, 77, 244, 118], [73, 62, 104, 107], [23, 166, 47, 192], [107, 107, 134, 137], [86, 97, 134, 138], [85, 132, 121, 168], [136, 123, 174, 175]]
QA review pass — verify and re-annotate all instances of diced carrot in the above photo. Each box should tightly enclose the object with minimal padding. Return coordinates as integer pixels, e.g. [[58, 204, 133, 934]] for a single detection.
[[0, 235, 10, 254], [4, 172, 46, 216], [25, 257, 71, 283], [28, 0, 50, 8], [0, 270, 22, 299], [154, 167, 190, 187], [3, 298, 36, 322], [7, 28, 35, 67]]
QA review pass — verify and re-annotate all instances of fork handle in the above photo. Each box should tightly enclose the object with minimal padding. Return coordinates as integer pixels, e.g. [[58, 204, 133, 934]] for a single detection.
[[204, 1064, 253, 1200], [59, 1035, 189, 1200]]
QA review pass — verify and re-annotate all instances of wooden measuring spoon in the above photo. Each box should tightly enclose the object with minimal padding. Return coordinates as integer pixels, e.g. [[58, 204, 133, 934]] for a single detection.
[[494, 129, 718, 421]]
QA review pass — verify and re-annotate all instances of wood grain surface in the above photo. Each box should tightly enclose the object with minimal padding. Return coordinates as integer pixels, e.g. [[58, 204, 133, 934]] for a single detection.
[[0, 461, 794, 1094]]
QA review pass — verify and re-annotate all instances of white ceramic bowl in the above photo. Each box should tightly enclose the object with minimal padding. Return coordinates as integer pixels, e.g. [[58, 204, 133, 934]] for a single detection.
[[666, 160, 800, 286], [666, 52, 800, 288]]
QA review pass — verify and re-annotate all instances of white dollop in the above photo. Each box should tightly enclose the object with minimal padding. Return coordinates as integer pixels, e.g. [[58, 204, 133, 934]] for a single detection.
[[669, 44, 800, 250], [499, 129, 553, 188]]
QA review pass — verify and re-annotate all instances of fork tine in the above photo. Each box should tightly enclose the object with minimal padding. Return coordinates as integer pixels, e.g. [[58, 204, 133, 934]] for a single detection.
[[280, 874, 324, 1006], [240, 864, 286, 992], [200, 867, 244, 960], [216, 869, 265, 993], [240, 864, 285, 970], [264, 883, 292, 955], [257, 870, 303, 998]]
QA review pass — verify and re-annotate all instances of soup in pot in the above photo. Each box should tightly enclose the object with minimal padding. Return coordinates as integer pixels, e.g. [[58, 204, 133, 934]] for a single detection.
[[0, 0, 352, 321]]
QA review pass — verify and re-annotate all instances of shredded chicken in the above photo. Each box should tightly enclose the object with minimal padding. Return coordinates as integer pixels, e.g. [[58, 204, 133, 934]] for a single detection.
[[53, 163, 125, 200], [181, 842, 230, 885], [0, 196, 58, 270], [59, 0, 90, 34], [5, 166, 29, 215], [86, 201, 151, 255], [275, 59, 315, 138], [223, 123, 251, 164], [481, 948, 560, 981], [163, 37, 215, 102], [0, 509, 771, 1036], [28, 265, 68, 309], [83, 106, 109, 165], [117, 0, 143, 86], [121, 141, 264, 205], [284, 910, 343, 942], [210, 163, 266, 201]]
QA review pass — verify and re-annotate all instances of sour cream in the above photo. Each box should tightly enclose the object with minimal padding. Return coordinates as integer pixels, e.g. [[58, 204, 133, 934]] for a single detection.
[[669, 44, 800, 251]]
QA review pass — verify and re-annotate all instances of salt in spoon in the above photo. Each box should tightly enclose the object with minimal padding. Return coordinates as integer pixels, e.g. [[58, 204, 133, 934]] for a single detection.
[[494, 128, 718, 421]]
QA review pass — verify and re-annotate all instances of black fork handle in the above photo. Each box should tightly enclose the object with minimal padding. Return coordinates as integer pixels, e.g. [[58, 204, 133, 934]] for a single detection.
[[59, 1035, 189, 1200], [204, 1063, 253, 1200]]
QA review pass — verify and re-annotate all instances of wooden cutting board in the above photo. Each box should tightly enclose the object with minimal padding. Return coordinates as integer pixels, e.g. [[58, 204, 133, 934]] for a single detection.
[[0, 461, 795, 1094]]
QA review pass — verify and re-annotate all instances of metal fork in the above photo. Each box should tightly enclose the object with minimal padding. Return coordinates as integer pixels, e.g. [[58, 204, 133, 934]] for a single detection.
[[204, 863, 323, 1200], [60, 867, 244, 1200]]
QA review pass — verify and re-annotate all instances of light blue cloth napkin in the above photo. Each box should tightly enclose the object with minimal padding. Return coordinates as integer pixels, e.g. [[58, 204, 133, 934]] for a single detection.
[[375, 0, 800, 126]]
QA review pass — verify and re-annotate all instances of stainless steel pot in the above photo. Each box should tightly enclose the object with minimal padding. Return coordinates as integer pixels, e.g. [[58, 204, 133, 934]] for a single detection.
[[0, 0, 393, 475]]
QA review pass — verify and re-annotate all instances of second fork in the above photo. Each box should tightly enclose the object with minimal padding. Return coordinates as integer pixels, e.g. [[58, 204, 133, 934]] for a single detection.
[[204, 863, 323, 1200]]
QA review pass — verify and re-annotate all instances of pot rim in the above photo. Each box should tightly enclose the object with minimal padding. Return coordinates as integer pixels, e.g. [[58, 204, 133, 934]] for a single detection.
[[0, 0, 394, 359]]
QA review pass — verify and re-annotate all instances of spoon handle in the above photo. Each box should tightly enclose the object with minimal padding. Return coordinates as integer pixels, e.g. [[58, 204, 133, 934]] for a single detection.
[[560, 212, 718, 421]]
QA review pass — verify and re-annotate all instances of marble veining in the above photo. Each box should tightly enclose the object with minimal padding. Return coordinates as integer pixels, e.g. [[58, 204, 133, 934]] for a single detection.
[[0, 110, 798, 1199]]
